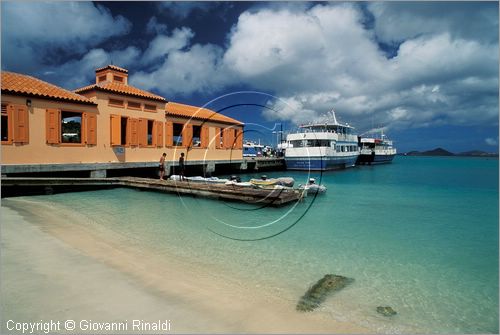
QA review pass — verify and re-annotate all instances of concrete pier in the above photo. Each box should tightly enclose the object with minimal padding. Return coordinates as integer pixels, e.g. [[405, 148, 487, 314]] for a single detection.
[[1, 158, 285, 178], [1, 176, 301, 206]]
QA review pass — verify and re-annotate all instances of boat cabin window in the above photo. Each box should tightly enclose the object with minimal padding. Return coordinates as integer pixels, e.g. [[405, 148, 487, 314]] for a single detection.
[[303, 125, 354, 135], [291, 139, 332, 147], [305, 139, 331, 147], [290, 140, 304, 147]]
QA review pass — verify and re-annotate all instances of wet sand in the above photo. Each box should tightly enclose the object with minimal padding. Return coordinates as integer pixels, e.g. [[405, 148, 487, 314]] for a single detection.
[[1, 198, 369, 334]]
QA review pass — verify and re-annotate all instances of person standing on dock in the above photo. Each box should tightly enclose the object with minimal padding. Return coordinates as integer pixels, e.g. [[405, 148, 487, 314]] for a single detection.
[[159, 153, 167, 180], [179, 153, 186, 181]]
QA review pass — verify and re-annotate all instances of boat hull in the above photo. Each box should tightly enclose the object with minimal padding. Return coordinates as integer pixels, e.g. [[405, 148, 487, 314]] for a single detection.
[[356, 153, 395, 165], [285, 155, 358, 171]]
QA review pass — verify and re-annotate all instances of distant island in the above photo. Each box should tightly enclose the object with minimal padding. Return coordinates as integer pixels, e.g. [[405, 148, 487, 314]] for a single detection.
[[402, 147, 498, 157]]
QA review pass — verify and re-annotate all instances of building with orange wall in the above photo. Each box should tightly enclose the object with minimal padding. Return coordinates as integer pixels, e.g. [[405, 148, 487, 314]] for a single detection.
[[1, 65, 244, 177]]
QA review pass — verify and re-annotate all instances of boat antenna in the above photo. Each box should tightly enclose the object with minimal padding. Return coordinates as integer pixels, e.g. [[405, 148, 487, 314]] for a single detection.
[[330, 108, 338, 125]]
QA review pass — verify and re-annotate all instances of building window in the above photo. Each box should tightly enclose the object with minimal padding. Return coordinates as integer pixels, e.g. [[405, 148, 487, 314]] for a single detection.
[[230, 128, 236, 148], [121, 117, 128, 145], [112, 115, 135, 146], [98, 75, 106, 83], [47, 109, 95, 145], [109, 98, 124, 107], [192, 125, 201, 147], [220, 128, 225, 147], [144, 104, 156, 112], [1, 104, 9, 142], [113, 75, 123, 83], [61, 111, 82, 144], [173, 123, 183, 146], [127, 101, 141, 110], [147, 120, 154, 146]]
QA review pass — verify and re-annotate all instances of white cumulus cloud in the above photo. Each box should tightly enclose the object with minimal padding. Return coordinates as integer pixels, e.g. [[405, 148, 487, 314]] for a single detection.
[[125, 2, 497, 133], [368, 2, 498, 44], [12, 2, 496, 136], [141, 27, 195, 65], [1, 2, 131, 73], [220, 3, 498, 132], [131, 43, 229, 96], [44, 47, 141, 89], [146, 16, 168, 35], [485, 138, 498, 146]]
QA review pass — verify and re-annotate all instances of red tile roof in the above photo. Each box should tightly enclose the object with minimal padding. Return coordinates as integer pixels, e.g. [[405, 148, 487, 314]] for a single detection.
[[166, 102, 243, 125], [1, 71, 96, 105], [95, 65, 128, 73], [74, 81, 166, 102]]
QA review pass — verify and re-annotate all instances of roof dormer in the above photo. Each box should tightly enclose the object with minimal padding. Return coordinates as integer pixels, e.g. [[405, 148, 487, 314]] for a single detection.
[[95, 65, 128, 85]]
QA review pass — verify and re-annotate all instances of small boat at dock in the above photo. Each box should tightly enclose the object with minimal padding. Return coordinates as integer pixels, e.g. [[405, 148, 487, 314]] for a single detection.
[[249, 175, 295, 187], [170, 174, 296, 190], [298, 178, 327, 194], [225, 180, 254, 187], [169, 175, 230, 183]]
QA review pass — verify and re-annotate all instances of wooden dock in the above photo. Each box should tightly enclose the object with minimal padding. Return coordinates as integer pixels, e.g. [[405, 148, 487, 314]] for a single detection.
[[1, 177, 301, 206]]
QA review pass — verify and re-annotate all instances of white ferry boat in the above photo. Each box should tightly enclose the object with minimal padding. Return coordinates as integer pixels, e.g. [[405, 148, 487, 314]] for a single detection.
[[357, 132, 397, 165], [243, 141, 264, 157], [284, 110, 359, 171]]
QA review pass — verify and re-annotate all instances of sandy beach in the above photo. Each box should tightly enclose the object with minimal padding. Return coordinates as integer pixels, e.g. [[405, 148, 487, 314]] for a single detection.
[[1, 198, 368, 334]]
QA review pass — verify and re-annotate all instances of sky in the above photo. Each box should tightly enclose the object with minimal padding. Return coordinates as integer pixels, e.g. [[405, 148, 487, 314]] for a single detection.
[[1, 1, 498, 153]]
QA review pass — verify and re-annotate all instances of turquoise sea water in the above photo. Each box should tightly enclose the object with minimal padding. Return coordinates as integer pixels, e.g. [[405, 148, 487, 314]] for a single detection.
[[18, 156, 499, 333]]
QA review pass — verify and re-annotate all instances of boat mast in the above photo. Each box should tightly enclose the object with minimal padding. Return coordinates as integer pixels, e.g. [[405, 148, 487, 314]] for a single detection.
[[330, 108, 338, 125]]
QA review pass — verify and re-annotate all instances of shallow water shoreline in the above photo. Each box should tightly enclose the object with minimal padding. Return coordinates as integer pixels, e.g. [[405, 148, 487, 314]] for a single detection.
[[1, 155, 499, 334], [1, 198, 369, 334]]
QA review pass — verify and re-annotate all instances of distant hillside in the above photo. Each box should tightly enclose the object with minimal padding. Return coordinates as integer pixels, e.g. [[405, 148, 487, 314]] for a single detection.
[[405, 148, 454, 156], [423, 148, 454, 156], [457, 150, 499, 157], [404, 148, 498, 157]]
